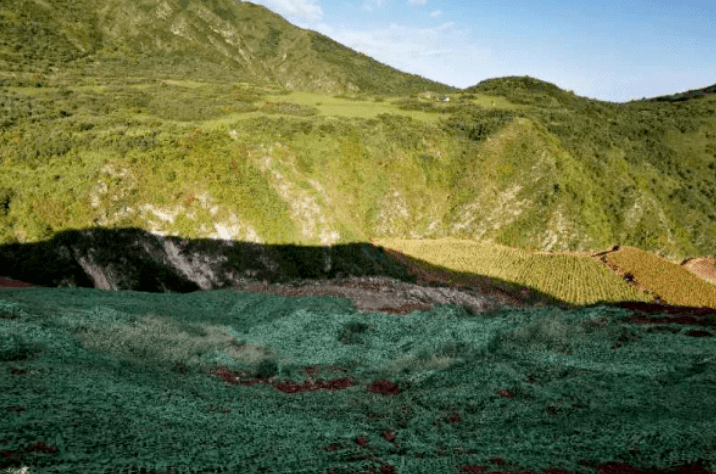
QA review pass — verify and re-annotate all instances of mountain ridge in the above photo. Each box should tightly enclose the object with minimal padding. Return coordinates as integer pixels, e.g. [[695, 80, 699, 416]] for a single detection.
[[0, 0, 457, 96], [0, 0, 715, 273]]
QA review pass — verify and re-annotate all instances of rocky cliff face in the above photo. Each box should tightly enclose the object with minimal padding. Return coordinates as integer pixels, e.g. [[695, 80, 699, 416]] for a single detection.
[[0, 227, 418, 293]]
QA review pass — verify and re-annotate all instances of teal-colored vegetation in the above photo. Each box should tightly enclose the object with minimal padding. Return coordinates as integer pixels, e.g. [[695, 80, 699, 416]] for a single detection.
[[2, 287, 715, 474]]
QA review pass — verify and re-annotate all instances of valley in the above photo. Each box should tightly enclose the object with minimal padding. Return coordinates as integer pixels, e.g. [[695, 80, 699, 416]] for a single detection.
[[1, 0, 716, 472]]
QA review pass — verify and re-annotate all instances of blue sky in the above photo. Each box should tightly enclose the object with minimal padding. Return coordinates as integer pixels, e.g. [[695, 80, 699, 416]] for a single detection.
[[240, 0, 715, 103]]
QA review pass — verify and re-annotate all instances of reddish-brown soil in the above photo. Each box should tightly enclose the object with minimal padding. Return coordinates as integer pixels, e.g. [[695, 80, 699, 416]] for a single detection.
[[236, 274, 531, 316], [0, 276, 35, 288]]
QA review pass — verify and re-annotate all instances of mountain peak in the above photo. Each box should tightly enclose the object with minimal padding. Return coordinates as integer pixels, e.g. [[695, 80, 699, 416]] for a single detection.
[[0, 0, 457, 97]]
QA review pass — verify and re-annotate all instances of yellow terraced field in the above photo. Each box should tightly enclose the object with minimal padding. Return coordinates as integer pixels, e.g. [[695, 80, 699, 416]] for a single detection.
[[604, 246, 716, 308], [373, 237, 668, 307]]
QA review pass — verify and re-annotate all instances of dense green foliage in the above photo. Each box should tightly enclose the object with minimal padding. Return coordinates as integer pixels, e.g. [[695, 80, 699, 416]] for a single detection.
[[1, 0, 715, 261], [1, 70, 715, 259]]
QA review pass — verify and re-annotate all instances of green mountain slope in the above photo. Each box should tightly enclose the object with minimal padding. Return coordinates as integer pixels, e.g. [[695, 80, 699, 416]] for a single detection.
[[0, 0, 454, 96], [0, 0, 715, 266]]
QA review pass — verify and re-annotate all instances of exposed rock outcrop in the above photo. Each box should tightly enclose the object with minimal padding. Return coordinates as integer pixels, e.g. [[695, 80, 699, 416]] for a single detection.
[[0, 227, 418, 293]]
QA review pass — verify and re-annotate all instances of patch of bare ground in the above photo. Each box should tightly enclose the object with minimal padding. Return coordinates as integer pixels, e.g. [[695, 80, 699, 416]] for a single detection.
[[372, 245, 575, 309], [682, 257, 716, 286]]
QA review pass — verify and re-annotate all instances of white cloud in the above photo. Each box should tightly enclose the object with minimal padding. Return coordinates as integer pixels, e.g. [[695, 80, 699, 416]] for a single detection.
[[246, 0, 494, 91], [327, 21, 492, 87], [361, 0, 386, 12], [434, 21, 455, 31], [308, 22, 336, 36], [409, 0, 428, 5], [254, 0, 324, 22], [416, 48, 454, 57]]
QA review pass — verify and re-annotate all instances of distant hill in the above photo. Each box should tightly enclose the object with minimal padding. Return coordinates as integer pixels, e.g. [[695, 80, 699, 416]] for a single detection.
[[646, 83, 716, 102], [465, 76, 585, 107]]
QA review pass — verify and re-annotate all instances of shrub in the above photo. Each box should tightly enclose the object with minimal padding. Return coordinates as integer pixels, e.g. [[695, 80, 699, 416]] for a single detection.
[[0, 331, 45, 362]]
